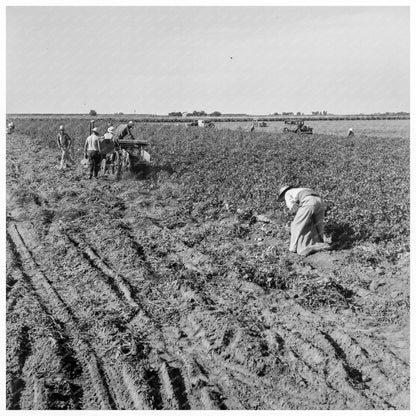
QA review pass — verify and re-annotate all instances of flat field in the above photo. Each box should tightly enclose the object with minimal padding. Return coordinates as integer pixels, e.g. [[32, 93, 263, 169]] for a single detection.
[[6, 118, 410, 410], [214, 119, 410, 138]]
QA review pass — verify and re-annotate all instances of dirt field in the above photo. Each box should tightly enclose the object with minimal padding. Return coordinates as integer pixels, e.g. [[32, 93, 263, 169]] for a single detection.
[[6, 125, 409, 410]]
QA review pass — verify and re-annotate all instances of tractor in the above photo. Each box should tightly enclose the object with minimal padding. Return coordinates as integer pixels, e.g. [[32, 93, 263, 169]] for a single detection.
[[283, 119, 313, 135]]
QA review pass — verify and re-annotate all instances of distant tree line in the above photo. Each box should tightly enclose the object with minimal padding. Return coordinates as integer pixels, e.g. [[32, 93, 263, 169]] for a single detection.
[[169, 110, 222, 117]]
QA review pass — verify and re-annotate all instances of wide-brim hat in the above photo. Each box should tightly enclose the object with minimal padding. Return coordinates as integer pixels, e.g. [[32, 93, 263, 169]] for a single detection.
[[277, 185, 294, 201], [92, 127, 99, 133]]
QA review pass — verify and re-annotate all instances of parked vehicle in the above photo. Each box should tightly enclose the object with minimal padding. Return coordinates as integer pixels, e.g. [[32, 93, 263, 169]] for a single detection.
[[283, 119, 313, 134]]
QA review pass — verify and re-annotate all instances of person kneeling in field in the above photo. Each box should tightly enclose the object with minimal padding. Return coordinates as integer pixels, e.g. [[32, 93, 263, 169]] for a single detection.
[[278, 185, 331, 256], [57, 125, 75, 170], [84, 127, 102, 179]]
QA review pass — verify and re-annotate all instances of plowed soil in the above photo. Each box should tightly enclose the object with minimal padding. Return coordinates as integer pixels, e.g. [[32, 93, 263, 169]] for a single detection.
[[6, 132, 410, 410]]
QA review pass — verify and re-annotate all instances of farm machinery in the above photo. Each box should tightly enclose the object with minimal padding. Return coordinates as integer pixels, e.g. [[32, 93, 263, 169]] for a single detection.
[[283, 119, 313, 135], [253, 119, 268, 127], [100, 138, 150, 179]]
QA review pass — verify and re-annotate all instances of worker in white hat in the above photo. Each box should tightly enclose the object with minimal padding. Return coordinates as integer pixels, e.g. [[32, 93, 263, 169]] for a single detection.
[[113, 120, 136, 141], [277, 185, 331, 256], [7, 121, 15, 134], [57, 125, 75, 170], [348, 128, 354, 137], [101, 126, 117, 175], [84, 127, 102, 179]]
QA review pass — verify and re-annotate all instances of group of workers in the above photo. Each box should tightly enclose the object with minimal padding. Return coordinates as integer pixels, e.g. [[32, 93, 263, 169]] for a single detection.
[[23, 118, 332, 257], [57, 120, 136, 179], [50, 120, 333, 256]]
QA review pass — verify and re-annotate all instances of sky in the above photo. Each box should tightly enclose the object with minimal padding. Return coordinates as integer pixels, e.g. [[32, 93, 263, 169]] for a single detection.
[[5, 5, 410, 115]]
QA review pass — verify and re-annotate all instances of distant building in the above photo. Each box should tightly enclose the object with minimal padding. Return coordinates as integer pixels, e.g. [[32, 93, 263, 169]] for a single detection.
[[182, 112, 189, 117]]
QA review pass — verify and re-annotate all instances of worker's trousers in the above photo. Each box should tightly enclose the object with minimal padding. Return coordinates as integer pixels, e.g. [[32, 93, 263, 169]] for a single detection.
[[87, 150, 101, 178], [60, 147, 75, 170], [290, 195, 325, 255]]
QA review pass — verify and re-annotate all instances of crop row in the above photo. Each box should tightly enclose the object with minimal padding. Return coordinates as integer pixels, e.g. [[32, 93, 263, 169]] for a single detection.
[[11, 118, 409, 263]]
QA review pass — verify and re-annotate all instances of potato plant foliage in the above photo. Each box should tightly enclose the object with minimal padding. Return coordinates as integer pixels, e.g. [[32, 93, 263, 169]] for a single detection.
[[14, 118, 409, 266]]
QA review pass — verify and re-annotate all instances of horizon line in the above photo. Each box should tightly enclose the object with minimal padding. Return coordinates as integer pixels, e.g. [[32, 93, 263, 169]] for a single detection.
[[6, 111, 410, 116]]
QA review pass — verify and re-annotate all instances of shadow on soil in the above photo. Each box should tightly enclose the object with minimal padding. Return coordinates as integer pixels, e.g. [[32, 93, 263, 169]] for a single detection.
[[128, 163, 175, 180], [326, 220, 356, 250]]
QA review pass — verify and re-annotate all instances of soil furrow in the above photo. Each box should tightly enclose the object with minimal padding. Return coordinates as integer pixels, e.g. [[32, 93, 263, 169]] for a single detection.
[[60, 225, 138, 307], [7, 222, 116, 409], [9, 220, 230, 409], [6, 268, 85, 409]]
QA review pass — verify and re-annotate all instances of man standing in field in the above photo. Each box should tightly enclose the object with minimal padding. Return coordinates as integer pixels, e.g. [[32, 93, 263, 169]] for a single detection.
[[84, 127, 102, 179], [57, 125, 75, 170], [101, 126, 118, 175], [7, 121, 15, 134], [89, 119, 96, 135], [113, 120, 136, 141]]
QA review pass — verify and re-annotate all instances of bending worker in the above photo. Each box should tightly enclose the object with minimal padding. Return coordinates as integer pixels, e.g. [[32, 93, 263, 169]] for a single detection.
[[84, 127, 102, 179], [113, 120, 136, 141], [278, 185, 331, 256]]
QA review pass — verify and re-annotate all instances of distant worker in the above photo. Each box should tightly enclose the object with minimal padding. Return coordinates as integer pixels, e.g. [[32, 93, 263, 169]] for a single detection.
[[7, 122, 15, 134], [89, 119, 96, 135], [84, 127, 102, 179], [57, 125, 75, 170], [250, 122, 255, 133], [277, 185, 331, 256], [114, 120, 136, 141], [348, 128, 354, 137]]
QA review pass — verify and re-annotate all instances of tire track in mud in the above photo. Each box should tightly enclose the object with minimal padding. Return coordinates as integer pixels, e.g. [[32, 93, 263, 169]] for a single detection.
[[7, 219, 227, 409], [60, 226, 225, 410], [8, 221, 153, 409], [7, 238, 91, 409], [56, 222, 234, 410], [7, 222, 121, 410], [59, 222, 139, 308], [7, 324, 31, 410], [87, 219, 246, 409]]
